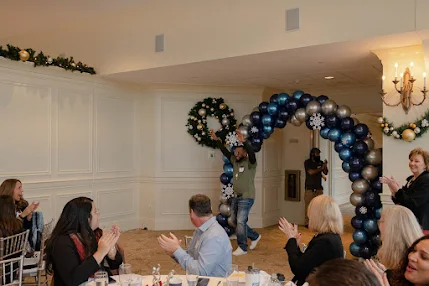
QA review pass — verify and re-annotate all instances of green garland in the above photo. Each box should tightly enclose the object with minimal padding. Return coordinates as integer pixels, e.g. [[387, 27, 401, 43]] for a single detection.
[[379, 108, 429, 141], [186, 97, 237, 149], [0, 44, 96, 74]]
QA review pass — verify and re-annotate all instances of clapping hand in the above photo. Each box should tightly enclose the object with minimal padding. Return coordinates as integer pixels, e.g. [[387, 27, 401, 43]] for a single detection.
[[379, 175, 400, 194], [22, 201, 40, 218], [98, 230, 120, 257], [157, 232, 182, 257], [209, 129, 218, 141], [364, 259, 390, 286], [278, 218, 299, 241]]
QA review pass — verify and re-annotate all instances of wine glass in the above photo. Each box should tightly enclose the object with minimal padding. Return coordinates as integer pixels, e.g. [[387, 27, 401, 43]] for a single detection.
[[94, 271, 108, 286], [119, 263, 133, 285], [186, 265, 199, 286]]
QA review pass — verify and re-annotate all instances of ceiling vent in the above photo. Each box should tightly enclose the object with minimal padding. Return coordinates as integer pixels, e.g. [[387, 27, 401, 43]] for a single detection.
[[286, 8, 300, 31]]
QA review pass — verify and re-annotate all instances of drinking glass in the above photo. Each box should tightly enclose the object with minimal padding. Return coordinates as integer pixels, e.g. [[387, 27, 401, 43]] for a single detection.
[[119, 263, 133, 285], [186, 265, 199, 286], [226, 264, 239, 286], [94, 271, 108, 286]]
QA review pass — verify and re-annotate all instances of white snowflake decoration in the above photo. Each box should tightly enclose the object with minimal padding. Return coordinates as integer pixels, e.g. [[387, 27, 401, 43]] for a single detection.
[[222, 183, 235, 199], [309, 113, 325, 130], [359, 206, 368, 215], [225, 131, 243, 147], [422, 119, 429, 127], [250, 126, 259, 134]]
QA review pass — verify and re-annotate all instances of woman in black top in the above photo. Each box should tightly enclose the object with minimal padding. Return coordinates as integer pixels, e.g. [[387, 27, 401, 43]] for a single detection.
[[45, 197, 122, 286], [279, 195, 344, 285], [380, 148, 429, 233]]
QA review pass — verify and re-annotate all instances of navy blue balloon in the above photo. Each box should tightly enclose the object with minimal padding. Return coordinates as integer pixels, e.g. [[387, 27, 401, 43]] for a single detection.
[[340, 117, 355, 131], [334, 142, 344, 153], [317, 95, 329, 105], [349, 171, 362, 182], [267, 103, 279, 115], [364, 218, 378, 235], [262, 132, 271, 139], [360, 245, 372, 259], [342, 161, 351, 173], [293, 90, 304, 101], [356, 205, 369, 218], [222, 155, 230, 163], [353, 229, 368, 245], [320, 127, 330, 139], [339, 148, 353, 162], [352, 141, 369, 156], [299, 94, 313, 107], [326, 114, 340, 128], [278, 108, 289, 121], [350, 242, 361, 257], [223, 163, 234, 177], [370, 233, 381, 247], [216, 213, 229, 227], [285, 98, 299, 112], [371, 180, 382, 193], [274, 118, 287, 128], [262, 114, 274, 126], [354, 124, 369, 139], [250, 111, 261, 125], [252, 144, 262, 152], [270, 94, 279, 104], [220, 173, 231, 184], [349, 156, 365, 172], [351, 216, 364, 229], [328, 128, 342, 142], [249, 126, 260, 138], [277, 93, 290, 106], [223, 225, 234, 236], [251, 137, 262, 146], [375, 207, 382, 219], [365, 192, 381, 207], [341, 132, 356, 147], [263, 125, 274, 134], [305, 119, 313, 130], [259, 102, 269, 114]]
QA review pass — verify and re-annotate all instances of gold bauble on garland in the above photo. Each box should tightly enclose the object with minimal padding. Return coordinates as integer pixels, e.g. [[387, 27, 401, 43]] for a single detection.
[[219, 103, 227, 110], [18, 50, 30, 61], [197, 124, 204, 130], [402, 129, 416, 142]]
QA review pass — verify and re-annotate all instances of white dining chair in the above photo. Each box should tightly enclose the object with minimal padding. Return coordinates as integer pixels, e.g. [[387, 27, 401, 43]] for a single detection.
[[0, 255, 24, 286], [0, 230, 30, 260]]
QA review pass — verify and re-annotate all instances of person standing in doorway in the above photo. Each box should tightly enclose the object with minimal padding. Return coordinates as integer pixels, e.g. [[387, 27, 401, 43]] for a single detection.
[[304, 148, 328, 228], [210, 129, 261, 256]]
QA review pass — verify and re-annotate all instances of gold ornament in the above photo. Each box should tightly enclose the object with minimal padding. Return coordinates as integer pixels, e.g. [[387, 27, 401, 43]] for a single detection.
[[385, 123, 389, 127], [411, 123, 417, 129], [19, 50, 30, 62], [216, 116, 219, 119], [380, 124, 384, 127], [402, 129, 416, 142], [219, 103, 227, 110], [197, 124, 204, 130]]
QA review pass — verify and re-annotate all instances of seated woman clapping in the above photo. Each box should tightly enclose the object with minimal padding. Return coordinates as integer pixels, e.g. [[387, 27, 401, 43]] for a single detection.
[[279, 195, 344, 286], [45, 197, 122, 286]]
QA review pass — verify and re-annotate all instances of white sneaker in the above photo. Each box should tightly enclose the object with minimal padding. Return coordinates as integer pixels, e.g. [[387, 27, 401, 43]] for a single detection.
[[232, 247, 247, 256], [249, 234, 261, 250], [229, 234, 237, 240]]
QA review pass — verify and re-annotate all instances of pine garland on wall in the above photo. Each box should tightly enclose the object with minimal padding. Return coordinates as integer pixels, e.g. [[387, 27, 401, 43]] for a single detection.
[[378, 109, 429, 142]]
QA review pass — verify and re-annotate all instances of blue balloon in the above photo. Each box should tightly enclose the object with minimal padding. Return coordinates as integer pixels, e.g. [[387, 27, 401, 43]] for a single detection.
[[293, 90, 305, 101], [371, 180, 382, 192], [340, 117, 355, 131], [317, 95, 329, 105], [349, 156, 365, 172], [251, 137, 262, 146], [352, 141, 369, 156], [220, 173, 231, 184], [250, 111, 261, 125], [274, 118, 287, 128], [223, 163, 234, 177], [223, 225, 234, 236], [278, 108, 289, 121], [299, 94, 313, 107], [365, 192, 381, 207], [277, 93, 290, 106], [351, 216, 364, 229], [370, 233, 381, 247], [341, 132, 356, 147], [360, 245, 372, 259], [267, 103, 279, 115], [375, 207, 382, 219], [334, 142, 344, 153], [262, 132, 271, 139], [328, 128, 342, 142], [262, 114, 274, 126], [349, 171, 362, 182], [363, 219, 378, 235], [350, 242, 361, 257], [270, 94, 279, 104], [353, 229, 368, 245], [249, 125, 260, 138], [222, 155, 230, 163], [326, 114, 340, 128], [252, 144, 262, 152], [342, 161, 351, 173], [216, 213, 229, 227], [285, 98, 299, 112], [263, 125, 274, 134], [339, 148, 353, 162], [320, 127, 330, 139], [259, 102, 269, 114], [354, 124, 369, 139]]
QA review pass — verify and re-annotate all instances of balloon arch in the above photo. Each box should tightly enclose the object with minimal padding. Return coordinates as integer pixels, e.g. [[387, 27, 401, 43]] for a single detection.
[[216, 90, 383, 259]]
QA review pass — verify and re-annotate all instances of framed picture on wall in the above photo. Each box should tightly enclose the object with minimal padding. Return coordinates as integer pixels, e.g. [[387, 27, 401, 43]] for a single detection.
[[285, 170, 301, 201]]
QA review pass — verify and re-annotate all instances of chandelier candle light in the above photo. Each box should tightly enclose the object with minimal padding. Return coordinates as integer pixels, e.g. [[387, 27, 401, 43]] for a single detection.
[[381, 62, 427, 114]]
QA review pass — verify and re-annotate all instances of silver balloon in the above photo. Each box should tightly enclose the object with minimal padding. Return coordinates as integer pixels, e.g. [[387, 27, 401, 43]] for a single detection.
[[350, 193, 364, 207], [295, 108, 307, 123], [352, 117, 360, 125], [363, 138, 375, 150], [290, 115, 303, 126], [352, 179, 370, 194], [198, 108, 207, 117], [306, 101, 321, 116], [221, 118, 230, 126], [238, 125, 249, 139], [336, 105, 352, 119], [220, 195, 228, 204], [242, 115, 252, 126], [321, 99, 337, 115], [219, 204, 231, 216], [365, 149, 382, 165], [227, 216, 236, 228], [361, 165, 379, 181], [252, 107, 260, 112]]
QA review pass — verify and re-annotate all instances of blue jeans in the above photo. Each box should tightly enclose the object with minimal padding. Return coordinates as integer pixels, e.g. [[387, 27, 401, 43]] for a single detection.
[[231, 198, 259, 251]]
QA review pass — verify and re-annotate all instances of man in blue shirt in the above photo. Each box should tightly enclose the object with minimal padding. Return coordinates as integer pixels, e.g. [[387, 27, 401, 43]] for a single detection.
[[157, 194, 232, 277]]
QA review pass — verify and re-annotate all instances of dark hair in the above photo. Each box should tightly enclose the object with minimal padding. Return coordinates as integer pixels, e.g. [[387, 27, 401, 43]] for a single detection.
[[310, 148, 321, 158], [0, 179, 29, 212], [189, 194, 212, 217], [307, 258, 380, 286], [0, 195, 23, 237], [46, 197, 96, 274], [391, 235, 429, 286]]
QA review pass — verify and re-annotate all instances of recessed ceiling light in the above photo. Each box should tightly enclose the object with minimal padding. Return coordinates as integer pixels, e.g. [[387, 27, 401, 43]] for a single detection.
[[325, 76, 335, 80]]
